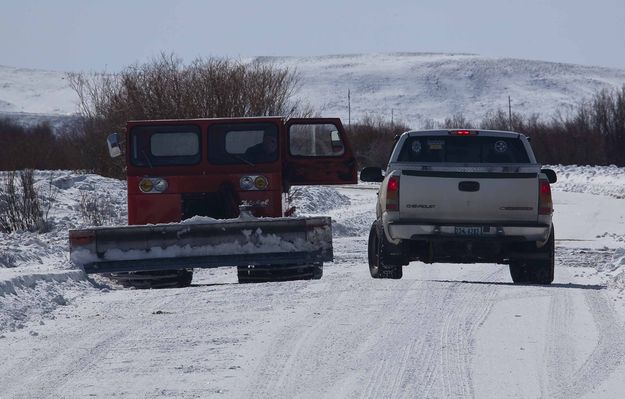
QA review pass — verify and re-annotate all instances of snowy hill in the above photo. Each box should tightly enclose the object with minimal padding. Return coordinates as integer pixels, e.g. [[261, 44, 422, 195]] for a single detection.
[[2, 53, 625, 128], [269, 53, 625, 126]]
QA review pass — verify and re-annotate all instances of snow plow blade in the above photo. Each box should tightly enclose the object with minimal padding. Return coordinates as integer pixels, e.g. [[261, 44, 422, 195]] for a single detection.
[[69, 216, 333, 274]]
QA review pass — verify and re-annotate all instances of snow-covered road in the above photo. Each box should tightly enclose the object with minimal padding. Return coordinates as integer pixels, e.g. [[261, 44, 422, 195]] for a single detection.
[[2, 172, 625, 398]]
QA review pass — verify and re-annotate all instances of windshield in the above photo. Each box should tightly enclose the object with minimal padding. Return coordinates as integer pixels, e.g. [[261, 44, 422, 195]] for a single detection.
[[397, 136, 530, 163], [208, 122, 279, 165], [129, 124, 201, 167]]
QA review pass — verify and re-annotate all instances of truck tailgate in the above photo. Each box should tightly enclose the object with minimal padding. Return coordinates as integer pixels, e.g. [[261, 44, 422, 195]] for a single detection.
[[399, 168, 539, 223]]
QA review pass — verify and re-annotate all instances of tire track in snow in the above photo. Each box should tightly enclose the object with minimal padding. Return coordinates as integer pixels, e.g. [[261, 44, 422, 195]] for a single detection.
[[242, 277, 348, 398], [359, 284, 431, 399], [427, 269, 501, 398], [547, 290, 625, 399], [543, 289, 576, 396], [359, 267, 502, 399], [0, 291, 180, 398], [245, 277, 423, 398]]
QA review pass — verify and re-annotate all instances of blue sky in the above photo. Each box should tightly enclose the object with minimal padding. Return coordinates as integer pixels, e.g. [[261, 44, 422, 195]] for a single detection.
[[2, 0, 624, 72]]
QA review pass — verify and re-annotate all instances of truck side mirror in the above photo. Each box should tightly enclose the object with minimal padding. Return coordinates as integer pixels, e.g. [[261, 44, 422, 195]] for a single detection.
[[541, 168, 557, 184], [107, 133, 122, 158], [360, 167, 384, 182]]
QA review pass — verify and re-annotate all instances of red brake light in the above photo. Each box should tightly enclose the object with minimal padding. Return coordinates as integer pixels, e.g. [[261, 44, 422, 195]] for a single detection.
[[386, 176, 400, 211], [388, 177, 399, 192], [538, 180, 553, 215]]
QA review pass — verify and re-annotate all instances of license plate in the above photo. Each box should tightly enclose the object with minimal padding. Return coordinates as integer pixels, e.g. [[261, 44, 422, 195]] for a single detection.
[[454, 226, 482, 236]]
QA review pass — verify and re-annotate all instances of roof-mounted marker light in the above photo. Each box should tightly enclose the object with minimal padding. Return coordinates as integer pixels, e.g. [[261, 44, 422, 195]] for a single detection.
[[450, 130, 476, 136]]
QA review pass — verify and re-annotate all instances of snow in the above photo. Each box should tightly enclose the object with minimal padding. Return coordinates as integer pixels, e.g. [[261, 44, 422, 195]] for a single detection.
[[3, 53, 625, 128], [1, 167, 625, 397], [549, 164, 625, 199], [2, 54, 625, 396]]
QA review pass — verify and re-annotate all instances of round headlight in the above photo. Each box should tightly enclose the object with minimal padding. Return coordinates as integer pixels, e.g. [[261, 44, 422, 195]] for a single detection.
[[139, 178, 154, 193], [254, 176, 268, 190], [240, 176, 255, 190], [153, 178, 168, 193]]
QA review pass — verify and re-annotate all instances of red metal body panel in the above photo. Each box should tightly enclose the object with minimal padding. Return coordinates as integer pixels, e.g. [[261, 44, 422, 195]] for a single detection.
[[128, 194, 181, 225], [124, 117, 356, 225], [285, 118, 358, 185]]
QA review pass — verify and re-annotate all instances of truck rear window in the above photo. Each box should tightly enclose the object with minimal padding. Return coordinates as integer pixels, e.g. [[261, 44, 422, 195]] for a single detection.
[[397, 136, 530, 163], [129, 125, 201, 167]]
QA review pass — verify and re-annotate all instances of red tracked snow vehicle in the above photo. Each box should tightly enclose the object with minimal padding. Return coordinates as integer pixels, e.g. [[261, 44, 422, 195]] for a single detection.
[[69, 117, 357, 288]]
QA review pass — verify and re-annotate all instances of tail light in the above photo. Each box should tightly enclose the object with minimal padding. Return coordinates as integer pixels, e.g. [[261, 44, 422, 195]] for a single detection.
[[538, 179, 553, 215], [386, 176, 400, 211]]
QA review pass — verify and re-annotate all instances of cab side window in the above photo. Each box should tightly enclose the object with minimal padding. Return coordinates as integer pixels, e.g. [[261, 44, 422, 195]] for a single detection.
[[289, 123, 345, 157]]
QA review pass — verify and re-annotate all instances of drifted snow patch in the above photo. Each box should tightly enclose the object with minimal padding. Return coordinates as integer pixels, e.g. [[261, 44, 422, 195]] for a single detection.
[[0, 271, 90, 332], [290, 186, 350, 214], [609, 248, 625, 294], [549, 165, 625, 199], [290, 185, 374, 237]]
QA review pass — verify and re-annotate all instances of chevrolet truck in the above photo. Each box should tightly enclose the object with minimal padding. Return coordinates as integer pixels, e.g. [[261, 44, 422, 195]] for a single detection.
[[360, 129, 557, 284]]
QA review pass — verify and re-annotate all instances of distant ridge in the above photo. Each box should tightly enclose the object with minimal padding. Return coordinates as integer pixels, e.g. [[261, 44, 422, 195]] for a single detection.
[[2, 53, 625, 129]]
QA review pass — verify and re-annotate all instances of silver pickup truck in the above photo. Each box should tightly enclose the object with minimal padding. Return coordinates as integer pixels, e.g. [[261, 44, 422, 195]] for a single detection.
[[360, 129, 557, 284]]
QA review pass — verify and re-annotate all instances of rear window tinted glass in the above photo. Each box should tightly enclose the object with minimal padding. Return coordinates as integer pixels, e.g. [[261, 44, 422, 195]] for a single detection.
[[397, 136, 530, 163], [130, 125, 201, 167]]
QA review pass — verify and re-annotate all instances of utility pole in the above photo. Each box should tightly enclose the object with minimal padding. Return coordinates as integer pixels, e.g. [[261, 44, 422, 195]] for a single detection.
[[508, 96, 512, 130], [348, 89, 351, 128], [391, 109, 394, 128]]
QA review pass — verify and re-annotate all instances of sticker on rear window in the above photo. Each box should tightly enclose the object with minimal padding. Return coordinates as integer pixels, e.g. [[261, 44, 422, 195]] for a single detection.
[[494, 140, 508, 153], [427, 140, 444, 150], [411, 140, 422, 153]]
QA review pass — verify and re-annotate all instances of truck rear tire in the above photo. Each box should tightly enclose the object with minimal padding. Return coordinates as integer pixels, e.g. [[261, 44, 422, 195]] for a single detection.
[[368, 221, 403, 279], [509, 227, 554, 285]]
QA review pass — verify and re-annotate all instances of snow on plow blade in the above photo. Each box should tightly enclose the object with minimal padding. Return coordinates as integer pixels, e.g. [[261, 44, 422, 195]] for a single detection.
[[69, 217, 333, 274]]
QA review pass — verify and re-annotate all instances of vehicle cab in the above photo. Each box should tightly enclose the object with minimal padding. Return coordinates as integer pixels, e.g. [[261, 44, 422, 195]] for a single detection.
[[108, 117, 357, 225]]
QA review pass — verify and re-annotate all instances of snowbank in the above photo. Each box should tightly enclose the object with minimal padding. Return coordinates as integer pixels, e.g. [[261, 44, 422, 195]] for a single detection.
[[549, 165, 625, 199], [0, 270, 91, 333], [609, 248, 625, 294], [290, 186, 351, 214], [0, 171, 125, 333]]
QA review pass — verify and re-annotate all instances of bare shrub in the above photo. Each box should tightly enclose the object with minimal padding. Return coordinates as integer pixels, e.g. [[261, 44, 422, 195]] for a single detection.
[[78, 190, 115, 226], [0, 170, 46, 233], [68, 53, 306, 177], [347, 115, 410, 168]]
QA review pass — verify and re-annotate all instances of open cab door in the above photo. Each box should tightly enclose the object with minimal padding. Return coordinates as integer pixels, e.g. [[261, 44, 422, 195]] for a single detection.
[[285, 118, 357, 185]]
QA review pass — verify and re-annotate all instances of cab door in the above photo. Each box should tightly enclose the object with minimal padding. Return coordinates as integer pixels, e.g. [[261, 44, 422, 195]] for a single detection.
[[284, 118, 357, 185]]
